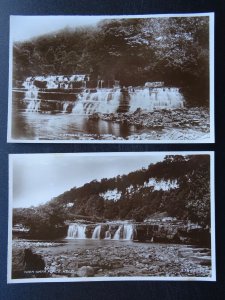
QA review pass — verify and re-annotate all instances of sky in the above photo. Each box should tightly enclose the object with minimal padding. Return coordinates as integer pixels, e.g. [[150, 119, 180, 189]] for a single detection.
[[10, 15, 152, 42], [12, 153, 165, 208], [10, 16, 105, 42]]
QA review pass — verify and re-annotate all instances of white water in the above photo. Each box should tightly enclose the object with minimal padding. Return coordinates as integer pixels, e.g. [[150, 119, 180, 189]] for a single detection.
[[123, 224, 135, 240], [66, 223, 87, 239], [23, 74, 88, 89], [129, 87, 184, 112], [104, 230, 111, 240], [66, 222, 135, 241], [22, 78, 184, 115], [25, 87, 40, 112], [113, 224, 135, 240], [113, 225, 123, 240], [62, 101, 70, 113], [72, 89, 121, 115], [92, 225, 102, 239]]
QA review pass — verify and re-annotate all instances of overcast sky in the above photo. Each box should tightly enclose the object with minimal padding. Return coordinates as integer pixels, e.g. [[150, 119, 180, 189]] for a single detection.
[[10, 16, 105, 42], [11, 153, 165, 208]]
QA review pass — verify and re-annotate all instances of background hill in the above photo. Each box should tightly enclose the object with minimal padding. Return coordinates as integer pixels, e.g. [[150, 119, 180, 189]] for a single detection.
[[13, 155, 211, 238]]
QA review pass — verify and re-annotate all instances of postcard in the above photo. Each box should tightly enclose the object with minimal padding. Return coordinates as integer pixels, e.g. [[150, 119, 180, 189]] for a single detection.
[[8, 13, 214, 143], [8, 152, 215, 282]]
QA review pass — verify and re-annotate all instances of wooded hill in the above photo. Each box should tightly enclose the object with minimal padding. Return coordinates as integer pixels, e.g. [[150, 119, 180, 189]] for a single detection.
[[13, 155, 211, 237], [13, 17, 209, 106]]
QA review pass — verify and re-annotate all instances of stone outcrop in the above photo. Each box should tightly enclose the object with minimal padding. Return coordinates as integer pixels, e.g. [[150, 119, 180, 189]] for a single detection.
[[12, 247, 46, 279]]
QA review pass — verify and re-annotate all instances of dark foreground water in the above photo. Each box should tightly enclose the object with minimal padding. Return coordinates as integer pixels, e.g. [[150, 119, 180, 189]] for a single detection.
[[11, 95, 140, 140], [12, 239, 212, 279], [12, 112, 139, 140]]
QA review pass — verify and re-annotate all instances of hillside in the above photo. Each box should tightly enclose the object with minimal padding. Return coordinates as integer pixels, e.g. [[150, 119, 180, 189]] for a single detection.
[[13, 17, 209, 106], [13, 155, 210, 239]]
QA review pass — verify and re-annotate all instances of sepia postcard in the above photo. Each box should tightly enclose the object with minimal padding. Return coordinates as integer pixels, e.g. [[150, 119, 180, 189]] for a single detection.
[[8, 152, 215, 283], [7, 13, 214, 143]]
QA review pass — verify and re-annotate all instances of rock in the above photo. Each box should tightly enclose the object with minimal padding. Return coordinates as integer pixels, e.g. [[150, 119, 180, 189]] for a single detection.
[[77, 266, 95, 277], [111, 261, 123, 269], [51, 265, 58, 273], [190, 256, 211, 266], [178, 248, 194, 258], [23, 248, 45, 272], [141, 268, 149, 274]]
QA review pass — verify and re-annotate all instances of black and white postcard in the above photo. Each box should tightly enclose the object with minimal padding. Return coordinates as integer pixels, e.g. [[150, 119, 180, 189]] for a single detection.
[[8, 152, 215, 283], [8, 13, 214, 143]]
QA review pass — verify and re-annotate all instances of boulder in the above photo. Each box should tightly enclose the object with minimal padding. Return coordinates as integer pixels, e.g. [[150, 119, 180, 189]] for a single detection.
[[77, 266, 95, 277]]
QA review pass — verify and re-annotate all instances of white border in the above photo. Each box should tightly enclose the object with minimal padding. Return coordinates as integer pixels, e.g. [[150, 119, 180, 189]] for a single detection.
[[7, 13, 215, 143], [8, 151, 216, 283]]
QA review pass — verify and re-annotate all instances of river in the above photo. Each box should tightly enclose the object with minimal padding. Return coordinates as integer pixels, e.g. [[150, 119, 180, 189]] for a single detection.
[[11, 93, 141, 140]]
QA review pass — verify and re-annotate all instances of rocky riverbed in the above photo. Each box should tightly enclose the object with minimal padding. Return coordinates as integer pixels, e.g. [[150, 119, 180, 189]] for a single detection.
[[100, 107, 209, 131], [12, 239, 211, 279], [55, 107, 210, 141]]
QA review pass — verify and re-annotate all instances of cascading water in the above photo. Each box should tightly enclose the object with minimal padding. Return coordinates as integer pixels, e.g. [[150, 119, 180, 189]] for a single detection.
[[66, 223, 87, 239], [129, 87, 184, 112], [123, 224, 135, 240], [62, 101, 70, 113], [25, 87, 40, 112], [72, 89, 121, 115], [66, 222, 135, 240], [104, 230, 111, 240], [113, 225, 123, 240], [22, 75, 184, 115], [92, 225, 102, 239], [113, 224, 135, 240]]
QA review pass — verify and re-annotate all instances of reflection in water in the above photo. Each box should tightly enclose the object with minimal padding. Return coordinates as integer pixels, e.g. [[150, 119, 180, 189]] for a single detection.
[[11, 95, 136, 140]]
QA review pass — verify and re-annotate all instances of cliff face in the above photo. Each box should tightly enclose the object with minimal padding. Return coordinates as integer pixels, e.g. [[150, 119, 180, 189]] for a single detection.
[[13, 155, 211, 241]]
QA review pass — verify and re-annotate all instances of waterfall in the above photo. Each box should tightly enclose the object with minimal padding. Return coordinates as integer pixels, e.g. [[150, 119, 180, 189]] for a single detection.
[[113, 225, 123, 240], [92, 225, 101, 239], [113, 224, 135, 240], [104, 230, 111, 240], [62, 101, 70, 113], [26, 99, 40, 112], [72, 89, 121, 115], [25, 87, 40, 112], [65, 222, 135, 241], [66, 223, 86, 239], [97, 80, 104, 89], [129, 87, 184, 112], [21, 77, 184, 115], [23, 75, 184, 115], [123, 224, 135, 240]]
